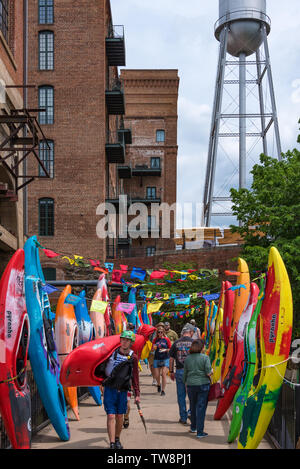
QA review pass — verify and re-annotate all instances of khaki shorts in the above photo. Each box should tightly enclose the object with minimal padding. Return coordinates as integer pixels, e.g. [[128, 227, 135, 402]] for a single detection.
[[148, 352, 154, 366]]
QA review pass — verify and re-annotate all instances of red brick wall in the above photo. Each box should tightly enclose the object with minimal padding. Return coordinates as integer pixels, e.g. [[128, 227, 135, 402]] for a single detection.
[[26, 0, 116, 261], [112, 246, 242, 275]]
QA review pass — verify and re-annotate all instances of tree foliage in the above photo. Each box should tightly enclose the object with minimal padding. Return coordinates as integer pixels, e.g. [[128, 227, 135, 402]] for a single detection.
[[230, 125, 300, 336]]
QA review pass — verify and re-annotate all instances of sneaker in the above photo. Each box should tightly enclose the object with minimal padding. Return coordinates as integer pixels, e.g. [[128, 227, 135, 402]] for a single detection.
[[178, 419, 188, 425], [160, 390, 165, 396], [123, 417, 129, 429], [115, 438, 123, 449], [157, 385, 161, 393], [152, 379, 157, 386], [197, 432, 208, 439], [109, 442, 116, 449], [189, 429, 197, 433]]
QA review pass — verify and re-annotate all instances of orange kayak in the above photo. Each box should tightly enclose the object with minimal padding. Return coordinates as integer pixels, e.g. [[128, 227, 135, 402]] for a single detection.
[[111, 295, 124, 334], [55, 285, 80, 420], [221, 258, 250, 382], [90, 286, 106, 338]]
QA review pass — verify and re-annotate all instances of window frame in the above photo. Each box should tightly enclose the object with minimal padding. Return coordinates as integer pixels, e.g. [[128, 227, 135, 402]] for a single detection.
[[156, 129, 165, 143], [39, 30, 54, 70], [38, 0, 54, 25], [146, 186, 156, 200], [38, 85, 54, 125], [38, 197, 54, 236], [146, 246, 156, 257], [39, 139, 54, 178], [150, 157, 161, 169]]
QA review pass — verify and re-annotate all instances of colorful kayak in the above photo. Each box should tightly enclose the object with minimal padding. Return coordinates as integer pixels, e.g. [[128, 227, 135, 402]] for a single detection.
[[111, 295, 123, 334], [214, 282, 259, 420], [55, 285, 80, 420], [0, 249, 31, 449], [97, 274, 113, 335], [238, 247, 293, 449], [60, 325, 156, 388], [211, 282, 225, 384], [228, 277, 265, 443], [207, 302, 218, 357], [24, 236, 70, 441], [74, 290, 102, 406], [221, 259, 250, 382], [90, 277, 106, 338]]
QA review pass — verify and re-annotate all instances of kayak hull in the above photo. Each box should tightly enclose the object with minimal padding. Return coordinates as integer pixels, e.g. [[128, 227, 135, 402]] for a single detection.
[[0, 249, 31, 449]]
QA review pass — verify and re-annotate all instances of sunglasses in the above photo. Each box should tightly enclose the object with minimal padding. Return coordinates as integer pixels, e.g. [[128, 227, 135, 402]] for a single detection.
[[157, 330, 164, 334]]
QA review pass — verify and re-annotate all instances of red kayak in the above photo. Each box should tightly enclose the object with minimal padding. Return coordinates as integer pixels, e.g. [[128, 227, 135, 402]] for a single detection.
[[0, 249, 31, 449], [214, 282, 259, 420], [220, 281, 235, 383], [60, 325, 156, 387]]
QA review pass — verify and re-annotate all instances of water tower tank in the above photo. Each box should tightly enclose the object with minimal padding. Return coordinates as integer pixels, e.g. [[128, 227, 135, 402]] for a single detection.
[[215, 0, 271, 57]]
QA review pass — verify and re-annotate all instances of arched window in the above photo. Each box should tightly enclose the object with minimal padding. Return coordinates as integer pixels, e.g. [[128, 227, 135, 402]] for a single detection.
[[156, 129, 165, 143], [39, 198, 54, 236], [38, 86, 54, 124], [38, 0, 54, 24], [39, 140, 54, 177], [39, 31, 54, 70]]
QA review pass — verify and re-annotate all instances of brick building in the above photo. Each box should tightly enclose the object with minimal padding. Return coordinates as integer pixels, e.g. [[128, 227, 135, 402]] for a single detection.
[[26, 0, 128, 279], [0, 1, 27, 272], [107, 69, 179, 259]]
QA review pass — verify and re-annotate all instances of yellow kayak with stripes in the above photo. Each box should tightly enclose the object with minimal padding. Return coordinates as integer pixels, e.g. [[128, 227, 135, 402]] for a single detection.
[[238, 247, 293, 449]]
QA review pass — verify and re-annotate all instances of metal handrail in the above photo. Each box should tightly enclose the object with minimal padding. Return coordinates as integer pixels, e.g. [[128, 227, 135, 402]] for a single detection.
[[215, 8, 271, 33], [107, 24, 124, 39]]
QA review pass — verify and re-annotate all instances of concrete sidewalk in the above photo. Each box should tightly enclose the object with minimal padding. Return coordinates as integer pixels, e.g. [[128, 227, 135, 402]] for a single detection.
[[31, 369, 272, 450]]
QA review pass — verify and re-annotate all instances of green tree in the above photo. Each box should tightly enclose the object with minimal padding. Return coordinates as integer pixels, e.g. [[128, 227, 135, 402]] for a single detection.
[[230, 127, 300, 336]]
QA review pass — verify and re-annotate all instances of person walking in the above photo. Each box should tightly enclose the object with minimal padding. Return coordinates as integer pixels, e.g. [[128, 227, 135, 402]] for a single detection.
[[123, 322, 136, 429], [169, 323, 194, 425], [183, 339, 212, 439], [164, 322, 178, 344], [152, 324, 172, 396], [103, 330, 140, 449], [190, 319, 201, 340]]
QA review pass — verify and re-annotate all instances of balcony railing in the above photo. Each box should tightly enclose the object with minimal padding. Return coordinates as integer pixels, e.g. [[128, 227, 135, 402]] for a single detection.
[[106, 130, 125, 164], [105, 78, 125, 115], [132, 164, 161, 177], [106, 25, 126, 66]]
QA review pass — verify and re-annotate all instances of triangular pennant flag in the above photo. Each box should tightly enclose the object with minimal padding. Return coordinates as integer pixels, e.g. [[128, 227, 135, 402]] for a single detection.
[[42, 248, 60, 258]]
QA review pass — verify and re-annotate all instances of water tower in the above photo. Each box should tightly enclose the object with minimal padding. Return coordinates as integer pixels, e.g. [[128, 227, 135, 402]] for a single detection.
[[202, 0, 282, 226]]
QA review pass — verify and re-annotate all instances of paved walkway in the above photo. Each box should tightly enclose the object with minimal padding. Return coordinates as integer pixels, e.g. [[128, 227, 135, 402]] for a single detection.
[[32, 369, 272, 450]]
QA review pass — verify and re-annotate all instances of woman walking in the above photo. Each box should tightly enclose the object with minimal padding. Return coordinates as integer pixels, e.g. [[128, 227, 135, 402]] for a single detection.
[[152, 324, 172, 396], [183, 339, 212, 439]]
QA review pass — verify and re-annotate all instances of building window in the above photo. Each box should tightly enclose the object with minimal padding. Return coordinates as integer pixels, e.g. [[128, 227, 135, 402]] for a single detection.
[[146, 187, 156, 199], [146, 246, 156, 257], [148, 215, 157, 230], [39, 198, 54, 236], [43, 267, 56, 281], [39, 86, 54, 124], [151, 157, 161, 169], [156, 130, 165, 143], [39, 140, 54, 177], [39, 0, 54, 24], [0, 0, 8, 42], [39, 31, 54, 70]]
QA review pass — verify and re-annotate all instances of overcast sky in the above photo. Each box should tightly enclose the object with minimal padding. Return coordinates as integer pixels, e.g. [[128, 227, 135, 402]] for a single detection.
[[111, 0, 300, 228]]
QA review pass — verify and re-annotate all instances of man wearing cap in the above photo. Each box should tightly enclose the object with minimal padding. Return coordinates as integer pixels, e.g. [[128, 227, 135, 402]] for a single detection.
[[164, 322, 178, 344], [103, 330, 140, 449], [169, 324, 194, 425]]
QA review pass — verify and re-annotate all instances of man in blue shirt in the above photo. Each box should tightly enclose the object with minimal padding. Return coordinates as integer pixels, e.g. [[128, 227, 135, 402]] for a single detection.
[[169, 324, 194, 425]]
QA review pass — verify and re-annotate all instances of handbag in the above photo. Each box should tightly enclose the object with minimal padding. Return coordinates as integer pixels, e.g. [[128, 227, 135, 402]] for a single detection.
[[208, 382, 223, 401]]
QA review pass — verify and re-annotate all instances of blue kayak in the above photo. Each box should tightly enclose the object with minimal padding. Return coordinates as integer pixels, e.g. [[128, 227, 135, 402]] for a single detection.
[[24, 236, 70, 441], [74, 290, 102, 406]]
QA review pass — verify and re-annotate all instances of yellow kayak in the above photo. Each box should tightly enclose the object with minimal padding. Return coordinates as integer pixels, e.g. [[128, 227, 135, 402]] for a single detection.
[[238, 247, 293, 449]]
